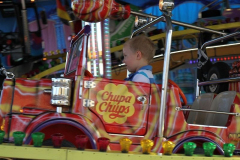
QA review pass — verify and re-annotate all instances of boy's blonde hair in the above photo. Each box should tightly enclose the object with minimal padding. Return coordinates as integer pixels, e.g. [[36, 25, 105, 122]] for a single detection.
[[124, 35, 155, 62]]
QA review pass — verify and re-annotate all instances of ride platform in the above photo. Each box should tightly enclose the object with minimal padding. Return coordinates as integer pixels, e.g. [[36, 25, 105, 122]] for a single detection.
[[0, 143, 239, 160]]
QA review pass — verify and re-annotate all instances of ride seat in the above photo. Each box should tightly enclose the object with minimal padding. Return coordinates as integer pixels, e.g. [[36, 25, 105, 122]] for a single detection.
[[187, 93, 214, 124], [204, 91, 236, 126]]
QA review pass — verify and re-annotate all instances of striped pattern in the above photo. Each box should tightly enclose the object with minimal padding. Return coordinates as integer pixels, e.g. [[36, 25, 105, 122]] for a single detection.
[[125, 65, 155, 84], [71, 0, 130, 22], [132, 70, 155, 84]]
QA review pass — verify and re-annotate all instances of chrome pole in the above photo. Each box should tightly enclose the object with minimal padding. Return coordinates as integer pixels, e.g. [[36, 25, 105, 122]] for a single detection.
[[199, 77, 240, 86], [171, 20, 226, 35], [131, 11, 158, 19], [158, 15, 172, 137], [201, 32, 240, 50], [130, 11, 225, 35], [196, 79, 200, 98], [176, 107, 240, 116], [131, 16, 165, 38], [21, 0, 31, 55]]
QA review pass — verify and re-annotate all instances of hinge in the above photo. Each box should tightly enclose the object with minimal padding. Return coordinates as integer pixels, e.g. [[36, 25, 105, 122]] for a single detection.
[[83, 99, 95, 107], [84, 81, 96, 88]]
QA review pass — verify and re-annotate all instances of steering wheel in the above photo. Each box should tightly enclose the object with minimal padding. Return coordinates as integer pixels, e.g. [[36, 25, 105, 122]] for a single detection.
[[168, 79, 187, 106]]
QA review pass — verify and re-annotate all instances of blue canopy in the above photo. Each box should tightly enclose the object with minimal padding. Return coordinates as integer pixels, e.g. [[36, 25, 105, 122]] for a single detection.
[[120, 0, 240, 30], [117, 0, 240, 9]]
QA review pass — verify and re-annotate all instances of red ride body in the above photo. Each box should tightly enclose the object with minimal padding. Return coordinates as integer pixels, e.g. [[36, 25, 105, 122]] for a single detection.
[[0, 25, 239, 154]]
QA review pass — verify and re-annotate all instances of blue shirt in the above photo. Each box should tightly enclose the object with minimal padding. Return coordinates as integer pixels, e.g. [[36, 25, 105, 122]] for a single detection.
[[124, 65, 155, 84]]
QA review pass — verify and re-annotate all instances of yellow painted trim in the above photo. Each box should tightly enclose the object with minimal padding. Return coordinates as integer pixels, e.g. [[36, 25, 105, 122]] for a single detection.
[[43, 53, 67, 60], [0, 144, 239, 160], [67, 149, 240, 160], [31, 63, 66, 79], [111, 44, 124, 53], [0, 144, 67, 160]]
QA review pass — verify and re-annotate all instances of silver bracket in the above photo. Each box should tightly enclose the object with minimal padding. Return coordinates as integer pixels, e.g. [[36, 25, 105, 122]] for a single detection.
[[137, 95, 147, 110], [84, 81, 96, 89], [0, 67, 15, 79], [83, 99, 95, 107]]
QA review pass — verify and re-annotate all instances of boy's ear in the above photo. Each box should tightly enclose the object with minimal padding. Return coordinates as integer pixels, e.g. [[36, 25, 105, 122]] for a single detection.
[[136, 51, 142, 60]]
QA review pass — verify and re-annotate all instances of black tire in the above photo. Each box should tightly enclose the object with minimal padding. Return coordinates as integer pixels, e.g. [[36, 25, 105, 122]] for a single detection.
[[205, 62, 230, 93]]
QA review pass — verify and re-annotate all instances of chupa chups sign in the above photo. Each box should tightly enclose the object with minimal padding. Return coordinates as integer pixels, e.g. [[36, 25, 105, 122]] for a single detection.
[[96, 84, 135, 124]]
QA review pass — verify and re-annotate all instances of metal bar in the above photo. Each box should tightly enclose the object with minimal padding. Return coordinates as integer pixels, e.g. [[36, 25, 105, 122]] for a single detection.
[[199, 0, 219, 12], [201, 32, 240, 50], [199, 77, 240, 86], [21, 0, 31, 55], [158, 15, 172, 137], [131, 11, 157, 19], [172, 20, 226, 35], [208, 1, 223, 10], [176, 107, 240, 116], [223, 0, 230, 9], [196, 79, 200, 98], [79, 34, 88, 99], [130, 11, 225, 35], [130, 16, 165, 38]]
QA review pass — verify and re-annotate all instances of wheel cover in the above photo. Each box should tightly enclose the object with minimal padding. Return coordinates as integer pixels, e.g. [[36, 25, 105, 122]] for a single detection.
[[168, 79, 188, 106], [209, 73, 218, 92]]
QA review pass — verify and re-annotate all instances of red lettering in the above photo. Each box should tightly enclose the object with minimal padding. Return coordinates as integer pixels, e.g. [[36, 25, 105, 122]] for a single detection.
[[102, 91, 109, 101], [101, 92, 132, 104], [125, 96, 131, 103], [106, 102, 113, 112], [107, 92, 113, 101], [124, 106, 130, 113], [99, 102, 107, 112], [118, 96, 125, 104], [119, 106, 125, 113], [99, 91, 134, 120]]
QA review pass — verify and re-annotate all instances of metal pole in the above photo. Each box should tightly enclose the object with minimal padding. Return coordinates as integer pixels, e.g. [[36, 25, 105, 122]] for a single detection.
[[158, 15, 172, 137], [198, 0, 219, 12], [131, 16, 165, 38], [176, 107, 240, 116], [196, 79, 200, 98], [201, 32, 240, 50], [199, 77, 240, 86], [171, 20, 226, 35], [21, 0, 31, 55], [131, 11, 157, 19], [130, 11, 226, 35]]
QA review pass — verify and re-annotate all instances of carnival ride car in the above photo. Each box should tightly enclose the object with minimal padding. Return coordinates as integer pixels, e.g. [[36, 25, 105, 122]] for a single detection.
[[0, 0, 240, 159]]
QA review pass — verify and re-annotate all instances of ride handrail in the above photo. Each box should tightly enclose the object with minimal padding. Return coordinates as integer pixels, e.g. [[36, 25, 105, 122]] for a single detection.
[[131, 11, 226, 36], [175, 107, 240, 117], [198, 77, 240, 86], [201, 32, 240, 50], [131, 15, 165, 38]]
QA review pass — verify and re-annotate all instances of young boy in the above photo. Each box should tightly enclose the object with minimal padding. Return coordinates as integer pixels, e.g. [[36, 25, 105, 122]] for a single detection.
[[123, 35, 155, 84]]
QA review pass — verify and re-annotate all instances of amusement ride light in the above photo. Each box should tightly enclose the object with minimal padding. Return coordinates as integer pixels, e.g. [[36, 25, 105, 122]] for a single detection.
[[162, 141, 175, 155], [140, 139, 154, 154], [183, 142, 196, 156], [159, 0, 174, 12], [119, 138, 132, 153], [134, 16, 148, 27]]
